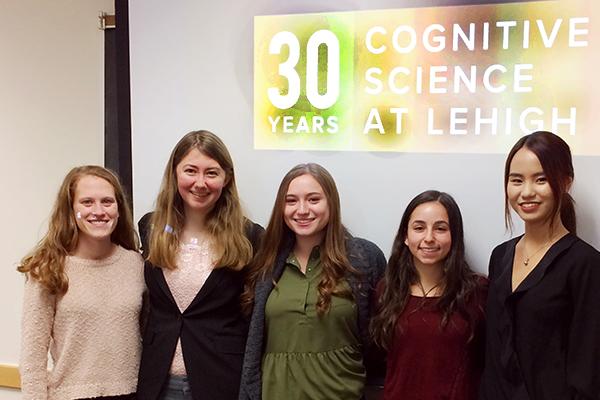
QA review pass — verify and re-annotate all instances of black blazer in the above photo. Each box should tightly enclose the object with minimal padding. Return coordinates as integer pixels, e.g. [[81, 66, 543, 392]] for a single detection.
[[137, 213, 263, 400]]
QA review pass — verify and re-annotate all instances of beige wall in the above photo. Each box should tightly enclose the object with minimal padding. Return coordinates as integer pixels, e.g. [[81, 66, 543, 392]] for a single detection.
[[0, 0, 113, 397]]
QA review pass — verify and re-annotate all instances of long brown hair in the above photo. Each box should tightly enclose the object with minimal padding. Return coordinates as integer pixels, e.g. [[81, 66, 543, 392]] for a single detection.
[[17, 166, 138, 295], [242, 163, 355, 316], [147, 130, 253, 270], [370, 190, 481, 350], [504, 131, 576, 234]]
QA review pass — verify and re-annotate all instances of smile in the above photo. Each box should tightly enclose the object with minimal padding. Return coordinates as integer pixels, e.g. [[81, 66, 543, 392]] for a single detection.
[[190, 191, 210, 198], [87, 219, 110, 225], [294, 218, 315, 226], [519, 202, 541, 211]]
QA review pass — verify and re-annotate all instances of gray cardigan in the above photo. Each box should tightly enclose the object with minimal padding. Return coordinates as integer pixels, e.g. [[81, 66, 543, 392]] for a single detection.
[[238, 235, 387, 400]]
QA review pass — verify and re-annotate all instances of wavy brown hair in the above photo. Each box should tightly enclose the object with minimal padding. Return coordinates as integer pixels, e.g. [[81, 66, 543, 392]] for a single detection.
[[370, 190, 481, 350], [504, 131, 576, 234], [147, 130, 253, 270], [242, 163, 356, 316], [17, 166, 138, 295]]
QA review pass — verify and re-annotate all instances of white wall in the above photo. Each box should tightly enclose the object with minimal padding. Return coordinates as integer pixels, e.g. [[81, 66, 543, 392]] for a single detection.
[[129, 0, 599, 274], [0, 0, 113, 397]]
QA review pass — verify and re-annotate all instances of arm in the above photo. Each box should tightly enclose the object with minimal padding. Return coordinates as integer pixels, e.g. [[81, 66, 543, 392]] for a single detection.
[[361, 240, 387, 391], [19, 278, 55, 400], [566, 247, 600, 399]]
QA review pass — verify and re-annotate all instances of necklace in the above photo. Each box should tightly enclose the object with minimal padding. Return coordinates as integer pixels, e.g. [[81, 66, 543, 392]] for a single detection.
[[522, 236, 555, 266], [417, 280, 441, 297]]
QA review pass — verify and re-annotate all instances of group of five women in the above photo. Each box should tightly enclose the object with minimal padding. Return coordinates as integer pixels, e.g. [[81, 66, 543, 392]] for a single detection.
[[18, 130, 600, 400]]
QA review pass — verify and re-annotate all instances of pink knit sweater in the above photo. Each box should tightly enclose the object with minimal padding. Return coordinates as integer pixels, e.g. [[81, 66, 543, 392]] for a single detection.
[[19, 246, 145, 400]]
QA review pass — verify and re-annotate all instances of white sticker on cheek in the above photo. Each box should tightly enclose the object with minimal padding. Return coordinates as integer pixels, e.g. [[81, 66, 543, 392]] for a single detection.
[[76, 212, 82, 219]]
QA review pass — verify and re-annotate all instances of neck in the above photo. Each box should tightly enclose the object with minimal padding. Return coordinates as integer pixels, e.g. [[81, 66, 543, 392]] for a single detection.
[[414, 260, 445, 289], [182, 208, 210, 242], [293, 233, 324, 259], [72, 237, 115, 260], [523, 217, 568, 245]]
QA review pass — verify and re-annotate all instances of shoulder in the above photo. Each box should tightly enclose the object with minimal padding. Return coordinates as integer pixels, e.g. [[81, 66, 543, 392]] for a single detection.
[[118, 245, 143, 260], [487, 237, 519, 278], [138, 212, 154, 255], [471, 274, 489, 305], [118, 246, 144, 266], [347, 236, 385, 261], [490, 237, 519, 261], [244, 219, 265, 247], [138, 212, 153, 234], [346, 236, 386, 282], [568, 236, 600, 259], [562, 235, 600, 275]]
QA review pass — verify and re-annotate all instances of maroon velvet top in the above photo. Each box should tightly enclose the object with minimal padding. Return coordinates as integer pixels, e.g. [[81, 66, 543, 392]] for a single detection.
[[381, 279, 488, 400]]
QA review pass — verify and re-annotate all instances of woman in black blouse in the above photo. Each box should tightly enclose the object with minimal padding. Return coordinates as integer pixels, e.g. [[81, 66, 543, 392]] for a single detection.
[[480, 131, 600, 399]]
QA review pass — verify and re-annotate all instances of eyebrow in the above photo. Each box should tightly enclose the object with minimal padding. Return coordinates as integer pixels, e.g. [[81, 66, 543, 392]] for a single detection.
[[508, 171, 545, 177], [411, 220, 449, 225]]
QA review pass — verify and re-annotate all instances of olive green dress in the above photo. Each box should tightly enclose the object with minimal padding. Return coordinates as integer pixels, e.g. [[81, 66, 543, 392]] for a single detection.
[[261, 249, 366, 400]]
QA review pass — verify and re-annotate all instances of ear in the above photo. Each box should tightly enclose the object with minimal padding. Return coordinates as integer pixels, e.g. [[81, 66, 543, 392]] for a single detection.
[[565, 177, 573, 192], [404, 237, 408, 246]]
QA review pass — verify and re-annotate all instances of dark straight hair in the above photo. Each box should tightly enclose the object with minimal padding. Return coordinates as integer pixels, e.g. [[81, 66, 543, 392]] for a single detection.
[[370, 190, 481, 350], [504, 131, 576, 234]]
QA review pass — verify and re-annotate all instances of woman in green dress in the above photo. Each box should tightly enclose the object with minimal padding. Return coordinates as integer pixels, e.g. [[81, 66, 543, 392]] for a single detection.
[[239, 163, 386, 400]]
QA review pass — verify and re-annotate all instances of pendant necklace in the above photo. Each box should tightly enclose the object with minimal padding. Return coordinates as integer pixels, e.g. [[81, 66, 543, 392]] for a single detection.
[[418, 280, 441, 297], [522, 236, 555, 266]]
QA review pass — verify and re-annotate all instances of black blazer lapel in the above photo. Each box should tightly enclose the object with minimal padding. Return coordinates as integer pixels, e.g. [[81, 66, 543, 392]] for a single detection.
[[146, 261, 178, 305], [513, 234, 577, 294], [184, 267, 227, 312]]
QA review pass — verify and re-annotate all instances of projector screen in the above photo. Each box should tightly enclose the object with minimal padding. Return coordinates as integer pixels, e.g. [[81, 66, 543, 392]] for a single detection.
[[129, 0, 599, 273]]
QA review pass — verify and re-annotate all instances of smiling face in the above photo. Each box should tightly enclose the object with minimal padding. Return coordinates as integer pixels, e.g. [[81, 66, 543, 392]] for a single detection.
[[284, 174, 330, 244], [404, 201, 452, 269], [72, 175, 119, 243], [176, 147, 227, 217], [507, 147, 556, 228]]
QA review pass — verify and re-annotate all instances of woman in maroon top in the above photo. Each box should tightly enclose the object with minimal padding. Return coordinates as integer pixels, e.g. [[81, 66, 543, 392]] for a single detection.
[[371, 190, 487, 400]]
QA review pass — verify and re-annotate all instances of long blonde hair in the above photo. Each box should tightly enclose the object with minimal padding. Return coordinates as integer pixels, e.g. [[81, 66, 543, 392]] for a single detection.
[[242, 163, 355, 316], [17, 166, 138, 295], [148, 130, 252, 270]]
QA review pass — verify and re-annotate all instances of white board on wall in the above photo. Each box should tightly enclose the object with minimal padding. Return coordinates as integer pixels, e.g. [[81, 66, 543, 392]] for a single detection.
[[129, 0, 600, 273]]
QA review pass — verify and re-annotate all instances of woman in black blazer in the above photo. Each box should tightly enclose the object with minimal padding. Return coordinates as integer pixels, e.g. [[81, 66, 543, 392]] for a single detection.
[[137, 130, 263, 400], [480, 131, 600, 399]]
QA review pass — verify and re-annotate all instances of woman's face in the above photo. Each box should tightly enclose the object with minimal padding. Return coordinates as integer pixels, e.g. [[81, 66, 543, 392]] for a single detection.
[[404, 201, 452, 269], [283, 174, 330, 243], [507, 147, 555, 227], [72, 175, 119, 243], [176, 148, 227, 217]]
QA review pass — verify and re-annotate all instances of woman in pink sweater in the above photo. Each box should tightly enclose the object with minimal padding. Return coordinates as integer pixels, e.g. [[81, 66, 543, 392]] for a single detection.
[[18, 165, 145, 400]]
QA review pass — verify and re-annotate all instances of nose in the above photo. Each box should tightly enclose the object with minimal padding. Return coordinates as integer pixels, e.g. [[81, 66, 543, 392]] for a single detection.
[[297, 200, 309, 214], [91, 202, 105, 215], [424, 228, 435, 242], [522, 180, 535, 198], [194, 176, 207, 189]]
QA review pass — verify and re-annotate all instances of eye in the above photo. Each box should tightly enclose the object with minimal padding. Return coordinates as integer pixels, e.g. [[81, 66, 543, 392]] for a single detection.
[[308, 197, 321, 204], [81, 199, 93, 206], [436, 225, 449, 232], [536, 176, 547, 184], [285, 197, 297, 205], [412, 225, 425, 232], [184, 168, 196, 175], [102, 198, 116, 206], [206, 169, 220, 178], [509, 177, 523, 184]]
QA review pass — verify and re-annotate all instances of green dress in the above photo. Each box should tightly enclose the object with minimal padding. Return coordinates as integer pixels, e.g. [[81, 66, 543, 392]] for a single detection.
[[261, 248, 366, 400]]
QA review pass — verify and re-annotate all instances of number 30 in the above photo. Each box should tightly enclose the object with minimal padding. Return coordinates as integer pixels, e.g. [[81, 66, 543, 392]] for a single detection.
[[267, 30, 340, 110]]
